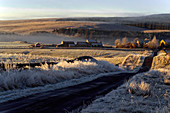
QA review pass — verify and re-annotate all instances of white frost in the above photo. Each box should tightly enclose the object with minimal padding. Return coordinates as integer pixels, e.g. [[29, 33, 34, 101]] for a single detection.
[[120, 54, 146, 71], [0, 60, 123, 92], [81, 69, 170, 113]]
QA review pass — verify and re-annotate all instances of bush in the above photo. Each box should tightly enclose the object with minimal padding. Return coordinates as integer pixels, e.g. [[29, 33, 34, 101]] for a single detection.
[[147, 36, 158, 49], [115, 39, 121, 48]]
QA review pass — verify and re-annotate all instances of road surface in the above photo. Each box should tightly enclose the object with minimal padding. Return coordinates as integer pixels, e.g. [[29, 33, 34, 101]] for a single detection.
[[0, 55, 155, 113]]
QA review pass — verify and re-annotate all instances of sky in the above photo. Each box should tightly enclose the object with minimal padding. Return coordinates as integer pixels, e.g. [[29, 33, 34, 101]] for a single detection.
[[0, 0, 170, 20]]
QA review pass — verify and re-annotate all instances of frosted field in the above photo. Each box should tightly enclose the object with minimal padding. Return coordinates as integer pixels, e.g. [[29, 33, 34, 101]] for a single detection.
[[0, 60, 123, 91], [0, 59, 124, 103], [81, 53, 170, 113], [81, 69, 170, 113], [0, 48, 143, 58], [0, 51, 150, 103], [0, 53, 63, 63], [152, 52, 170, 69]]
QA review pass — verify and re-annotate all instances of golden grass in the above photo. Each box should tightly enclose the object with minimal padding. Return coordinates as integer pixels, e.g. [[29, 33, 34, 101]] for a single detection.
[[0, 49, 143, 65], [143, 30, 170, 33], [152, 54, 170, 69], [128, 80, 150, 96], [0, 19, 97, 35]]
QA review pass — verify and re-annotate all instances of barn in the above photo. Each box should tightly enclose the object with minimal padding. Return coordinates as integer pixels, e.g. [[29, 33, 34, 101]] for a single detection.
[[57, 41, 75, 47], [86, 39, 103, 47], [34, 42, 41, 47], [77, 42, 89, 47]]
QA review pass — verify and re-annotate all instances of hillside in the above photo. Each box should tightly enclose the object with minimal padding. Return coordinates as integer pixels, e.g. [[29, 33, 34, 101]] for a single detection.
[[56, 14, 170, 23], [0, 14, 170, 40]]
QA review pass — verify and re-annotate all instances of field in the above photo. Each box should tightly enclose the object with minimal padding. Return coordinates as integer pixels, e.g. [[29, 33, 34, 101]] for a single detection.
[[0, 19, 147, 35], [81, 69, 170, 113], [0, 49, 169, 112], [0, 49, 150, 104], [0, 48, 143, 64], [0, 16, 170, 112]]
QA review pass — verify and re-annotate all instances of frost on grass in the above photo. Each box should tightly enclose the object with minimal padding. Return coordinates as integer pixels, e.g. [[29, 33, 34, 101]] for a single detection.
[[0, 60, 123, 91], [120, 54, 146, 71], [81, 69, 170, 113], [152, 54, 170, 69], [0, 53, 63, 63]]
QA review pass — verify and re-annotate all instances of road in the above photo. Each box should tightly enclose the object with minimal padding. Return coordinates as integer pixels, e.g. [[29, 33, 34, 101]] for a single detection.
[[0, 55, 155, 113]]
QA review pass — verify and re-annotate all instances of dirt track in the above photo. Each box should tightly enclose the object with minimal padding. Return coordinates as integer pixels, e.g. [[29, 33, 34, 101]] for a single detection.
[[0, 54, 155, 113]]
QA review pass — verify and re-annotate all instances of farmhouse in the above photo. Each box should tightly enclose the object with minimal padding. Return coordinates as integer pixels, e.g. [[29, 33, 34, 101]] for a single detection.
[[77, 42, 89, 47], [159, 39, 170, 48], [86, 39, 103, 47], [56, 40, 103, 48], [57, 41, 75, 47], [160, 39, 166, 47], [34, 42, 41, 47]]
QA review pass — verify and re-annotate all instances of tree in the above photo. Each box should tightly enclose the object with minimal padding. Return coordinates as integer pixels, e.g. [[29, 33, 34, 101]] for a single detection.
[[115, 39, 121, 48], [122, 37, 128, 47], [147, 36, 158, 49]]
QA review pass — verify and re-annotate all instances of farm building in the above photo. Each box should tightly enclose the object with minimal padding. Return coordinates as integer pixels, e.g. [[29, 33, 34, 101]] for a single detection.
[[34, 42, 41, 47], [86, 39, 103, 47], [133, 39, 141, 48], [160, 39, 166, 47], [159, 39, 170, 48], [77, 42, 89, 47], [57, 41, 75, 47], [56, 40, 103, 48], [86, 40, 97, 44]]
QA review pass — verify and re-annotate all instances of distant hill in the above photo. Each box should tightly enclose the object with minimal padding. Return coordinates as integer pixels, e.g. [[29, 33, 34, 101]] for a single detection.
[[56, 14, 170, 24], [1, 14, 170, 39]]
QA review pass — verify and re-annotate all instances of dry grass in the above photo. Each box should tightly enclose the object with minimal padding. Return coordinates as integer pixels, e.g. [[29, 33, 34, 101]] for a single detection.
[[0, 49, 143, 66], [128, 81, 150, 96], [0, 49, 143, 58], [152, 54, 170, 69], [0, 20, 97, 35], [143, 30, 170, 33]]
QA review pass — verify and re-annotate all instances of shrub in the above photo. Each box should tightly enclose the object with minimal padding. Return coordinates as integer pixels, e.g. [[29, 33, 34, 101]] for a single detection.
[[147, 36, 158, 49], [115, 39, 121, 48]]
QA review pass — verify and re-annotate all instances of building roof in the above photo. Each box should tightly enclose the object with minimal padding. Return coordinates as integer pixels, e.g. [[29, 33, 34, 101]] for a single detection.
[[61, 41, 75, 44], [86, 40, 97, 43]]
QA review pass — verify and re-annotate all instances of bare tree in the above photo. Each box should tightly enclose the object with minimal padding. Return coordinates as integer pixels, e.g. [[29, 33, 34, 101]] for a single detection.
[[115, 39, 121, 48], [147, 36, 158, 49], [122, 37, 128, 47]]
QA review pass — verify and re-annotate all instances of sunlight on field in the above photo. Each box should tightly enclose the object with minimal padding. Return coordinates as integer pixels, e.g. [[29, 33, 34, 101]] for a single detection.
[[0, 42, 31, 48], [0, 20, 96, 35], [152, 54, 170, 69], [0, 49, 143, 58]]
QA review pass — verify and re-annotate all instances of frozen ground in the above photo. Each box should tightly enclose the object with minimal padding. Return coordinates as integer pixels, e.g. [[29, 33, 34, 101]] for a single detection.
[[152, 52, 170, 69], [0, 60, 123, 92], [0, 51, 149, 104], [0, 49, 144, 61], [0, 53, 63, 63], [81, 69, 170, 113], [0, 60, 124, 103], [120, 54, 145, 71], [0, 51, 148, 103]]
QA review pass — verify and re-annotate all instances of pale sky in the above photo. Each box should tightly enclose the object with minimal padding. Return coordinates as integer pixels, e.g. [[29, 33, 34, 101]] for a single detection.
[[0, 0, 170, 20]]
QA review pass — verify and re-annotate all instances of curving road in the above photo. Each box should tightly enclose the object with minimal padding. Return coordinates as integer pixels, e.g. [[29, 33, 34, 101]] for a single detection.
[[0, 54, 156, 113]]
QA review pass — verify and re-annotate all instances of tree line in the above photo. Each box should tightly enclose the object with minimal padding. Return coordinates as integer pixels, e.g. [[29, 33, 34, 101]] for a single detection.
[[52, 27, 170, 39], [125, 22, 170, 30]]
